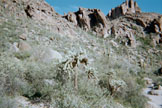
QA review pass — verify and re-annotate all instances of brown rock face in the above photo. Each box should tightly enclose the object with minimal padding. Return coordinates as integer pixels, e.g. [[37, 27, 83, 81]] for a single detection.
[[144, 16, 162, 44], [24, 0, 56, 20], [124, 12, 160, 31], [107, 0, 141, 19], [64, 8, 108, 36], [154, 16, 162, 33], [0, 0, 57, 21], [145, 16, 162, 33]]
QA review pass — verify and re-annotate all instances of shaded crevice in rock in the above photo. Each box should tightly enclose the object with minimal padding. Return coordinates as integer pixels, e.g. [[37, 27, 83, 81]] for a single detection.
[[144, 16, 162, 44], [88, 13, 97, 28], [25, 5, 33, 18]]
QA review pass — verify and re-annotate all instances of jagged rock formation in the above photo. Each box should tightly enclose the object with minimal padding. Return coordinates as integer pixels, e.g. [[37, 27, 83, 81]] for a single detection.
[[63, 8, 109, 37], [0, 0, 80, 39], [24, 0, 56, 21], [63, 0, 143, 40], [156, 16, 162, 33], [149, 16, 162, 33], [107, 0, 141, 19], [152, 16, 162, 43], [63, 0, 162, 47], [143, 15, 162, 44], [0, 0, 57, 22]]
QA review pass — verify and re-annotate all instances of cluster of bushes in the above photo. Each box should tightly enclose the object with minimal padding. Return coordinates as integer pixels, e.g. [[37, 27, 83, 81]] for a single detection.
[[0, 48, 148, 108]]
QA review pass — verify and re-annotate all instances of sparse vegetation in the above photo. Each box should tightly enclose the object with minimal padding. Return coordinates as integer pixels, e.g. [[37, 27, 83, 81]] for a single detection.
[[0, 0, 162, 108]]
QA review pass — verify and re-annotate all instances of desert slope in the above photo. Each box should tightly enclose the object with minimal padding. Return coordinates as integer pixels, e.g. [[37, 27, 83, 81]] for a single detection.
[[0, 0, 162, 108]]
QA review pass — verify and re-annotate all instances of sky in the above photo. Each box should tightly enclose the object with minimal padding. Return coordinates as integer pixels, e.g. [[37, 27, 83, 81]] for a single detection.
[[45, 0, 162, 15]]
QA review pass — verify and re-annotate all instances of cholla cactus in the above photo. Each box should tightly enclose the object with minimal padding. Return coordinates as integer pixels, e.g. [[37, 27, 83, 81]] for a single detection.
[[109, 79, 126, 96], [63, 52, 88, 78], [57, 52, 88, 90], [106, 69, 126, 96], [85, 66, 98, 80]]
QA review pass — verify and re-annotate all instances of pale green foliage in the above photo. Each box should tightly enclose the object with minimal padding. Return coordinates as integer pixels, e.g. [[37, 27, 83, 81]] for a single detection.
[[0, 96, 17, 108], [109, 79, 126, 89]]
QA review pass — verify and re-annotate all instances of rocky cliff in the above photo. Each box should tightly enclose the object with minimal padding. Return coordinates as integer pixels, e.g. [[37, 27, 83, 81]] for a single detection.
[[107, 0, 141, 19], [64, 0, 162, 47], [0, 0, 57, 20], [63, 8, 109, 37]]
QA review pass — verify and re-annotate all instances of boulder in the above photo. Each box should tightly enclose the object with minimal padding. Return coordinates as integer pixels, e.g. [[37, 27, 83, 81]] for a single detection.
[[158, 85, 162, 90], [127, 32, 136, 47], [42, 48, 62, 63], [110, 40, 119, 47], [33, 48, 62, 63], [18, 41, 31, 51], [107, 0, 141, 19], [144, 77, 153, 85], [64, 8, 108, 36], [64, 12, 77, 25], [19, 34, 27, 40], [149, 90, 162, 96]]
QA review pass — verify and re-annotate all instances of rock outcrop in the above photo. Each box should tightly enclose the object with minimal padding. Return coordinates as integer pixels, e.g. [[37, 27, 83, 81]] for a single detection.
[[145, 16, 162, 33], [63, 8, 109, 37], [151, 16, 162, 33], [24, 0, 56, 21], [0, 0, 56, 22], [154, 16, 162, 33], [144, 16, 162, 45], [107, 0, 141, 19]]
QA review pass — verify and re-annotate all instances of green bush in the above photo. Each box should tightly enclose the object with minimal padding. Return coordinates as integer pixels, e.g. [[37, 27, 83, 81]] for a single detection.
[[14, 51, 31, 60], [115, 76, 147, 108]]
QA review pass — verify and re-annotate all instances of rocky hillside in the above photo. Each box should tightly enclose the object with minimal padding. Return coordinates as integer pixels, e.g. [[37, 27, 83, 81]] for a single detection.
[[0, 0, 162, 108], [64, 0, 162, 47]]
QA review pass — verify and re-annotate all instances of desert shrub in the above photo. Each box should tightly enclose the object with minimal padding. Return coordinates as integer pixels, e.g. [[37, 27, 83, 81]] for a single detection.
[[49, 52, 125, 108], [136, 35, 152, 49], [152, 76, 162, 87], [0, 52, 56, 101], [14, 51, 31, 60], [0, 53, 26, 95], [136, 76, 145, 86], [98, 69, 126, 96], [21, 62, 57, 102], [124, 88, 147, 108], [0, 17, 21, 52], [51, 82, 124, 108], [51, 92, 89, 108], [95, 49, 147, 108], [0, 96, 17, 108], [115, 76, 147, 108]]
